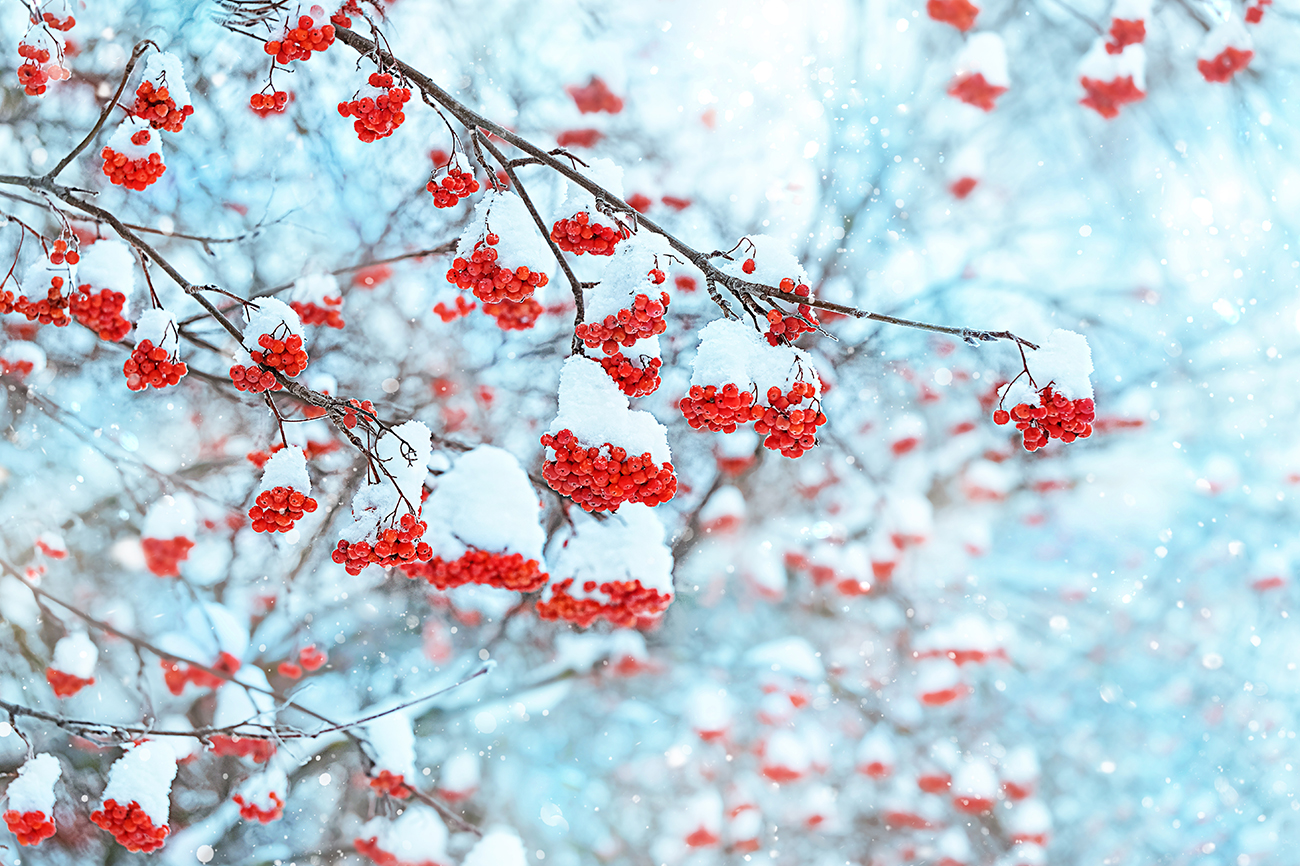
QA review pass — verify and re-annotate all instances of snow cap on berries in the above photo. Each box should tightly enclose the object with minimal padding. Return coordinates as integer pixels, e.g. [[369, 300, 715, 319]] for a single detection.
[[956, 32, 1010, 88], [1199, 17, 1252, 63], [458, 189, 557, 283], [423, 445, 547, 564], [143, 493, 196, 541], [549, 355, 671, 463], [366, 712, 416, 780], [689, 318, 821, 404], [52, 631, 98, 678], [464, 827, 528, 866], [78, 239, 135, 297], [140, 51, 192, 110], [101, 742, 178, 828], [257, 445, 310, 497], [1000, 328, 1094, 405], [1079, 39, 1147, 91], [290, 272, 340, 306], [583, 231, 672, 323], [233, 767, 287, 817], [340, 421, 432, 543], [6, 753, 62, 817], [134, 309, 180, 358], [358, 808, 450, 865], [242, 298, 304, 352], [545, 503, 674, 604], [107, 116, 164, 161], [1, 342, 46, 376]]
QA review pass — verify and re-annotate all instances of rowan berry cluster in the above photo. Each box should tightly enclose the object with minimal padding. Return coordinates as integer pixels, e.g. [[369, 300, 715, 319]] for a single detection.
[[332, 512, 433, 575], [368, 771, 412, 798], [4, 809, 56, 846], [600, 354, 662, 397], [993, 385, 1095, 451], [1080, 76, 1144, 119], [536, 577, 673, 628], [133, 80, 194, 132], [927, 0, 979, 30], [46, 668, 95, 697], [1105, 18, 1145, 53], [574, 291, 669, 354], [433, 295, 475, 322], [251, 328, 308, 377], [483, 297, 542, 330], [680, 383, 758, 434], [124, 339, 187, 391], [249, 89, 292, 115], [550, 211, 627, 256], [401, 549, 547, 592], [540, 430, 678, 512], [210, 735, 276, 763], [12, 277, 71, 327], [447, 234, 549, 304], [141, 535, 194, 576], [161, 651, 241, 694], [1246, 0, 1271, 23], [16, 41, 67, 96], [427, 166, 480, 208], [70, 287, 131, 340], [299, 644, 327, 670], [233, 791, 284, 823], [264, 9, 335, 63], [948, 73, 1007, 111], [291, 296, 344, 328], [338, 73, 411, 141], [102, 130, 166, 190], [90, 800, 168, 853], [249, 486, 318, 533], [753, 382, 826, 458], [341, 398, 374, 428], [1199, 47, 1253, 83], [229, 363, 280, 392], [42, 12, 76, 30]]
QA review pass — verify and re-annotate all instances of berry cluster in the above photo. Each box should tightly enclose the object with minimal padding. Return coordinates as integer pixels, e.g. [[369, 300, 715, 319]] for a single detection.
[[1105, 18, 1145, 53], [341, 397, 374, 429], [141, 535, 194, 576], [71, 287, 131, 340], [161, 651, 241, 695], [427, 166, 480, 208], [102, 130, 166, 190], [446, 234, 549, 304], [133, 80, 194, 132], [1198, 47, 1253, 83], [536, 577, 673, 628], [765, 309, 815, 345], [433, 294, 475, 322], [753, 382, 826, 458], [233, 791, 284, 823], [401, 549, 547, 592], [249, 90, 292, 116], [299, 644, 327, 670], [124, 339, 187, 391], [331, 512, 433, 575], [948, 73, 1007, 111], [17, 41, 67, 96], [42, 12, 76, 30], [600, 354, 662, 397], [46, 667, 95, 697], [290, 296, 344, 328], [249, 486, 318, 533], [90, 799, 168, 853], [680, 383, 757, 434], [927, 0, 979, 30], [483, 297, 543, 330], [265, 9, 335, 63], [993, 386, 1095, 451], [574, 292, 669, 354], [338, 73, 411, 141], [229, 363, 280, 393], [1080, 76, 1144, 119], [550, 211, 627, 256], [369, 770, 412, 799], [3, 809, 56, 846], [210, 735, 276, 763], [1246, 0, 1271, 23], [251, 329, 309, 377], [12, 276, 71, 327], [540, 430, 678, 512]]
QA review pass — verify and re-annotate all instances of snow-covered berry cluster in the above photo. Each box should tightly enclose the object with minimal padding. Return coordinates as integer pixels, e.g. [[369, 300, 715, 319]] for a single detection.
[[536, 504, 674, 628], [124, 309, 186, 390], [250, 329, 308, 377], [265, 7, 336, 63], [133, 53, 194, 132], [1198, 21, 1253, 83], [70, 288, 130, 340], [428, 164, 480, 208], [993, 329, 1095, 451], [550, 210, 627, 256], [232, 299, 308, 391], [600, 353, 662, 397], [549, 157, 629, 256], [46, 631, 98, 697], [233, 770, 287, 823], [91, 744, 177, 853], [447, 235, 550, 304], [333, 511, 431, 574], [161, 651, 241, 694], [248, 447, 317, 533], [404, 550, 546, 592], [17, 28, 70, 97], [575, 289, 669, 353], [13, 247, 77, 327], [948, 33, 1009, 111], [334, 422, 435, 574], [210, 735, 276, 763], [102, 118, 166, 190], [338, 72, 411, 141], [680, 318, 826, 458], [3, 754, 61, 847], [141, 494, 197, 577], [290, 273, 345, 329], [542, 429, 677, 512]]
